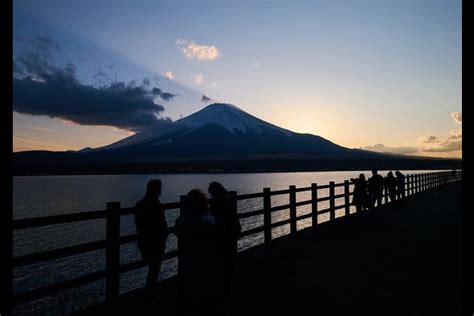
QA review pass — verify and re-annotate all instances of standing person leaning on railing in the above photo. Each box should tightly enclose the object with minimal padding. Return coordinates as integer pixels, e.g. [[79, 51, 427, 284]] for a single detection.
[[368, 168, 385, 208], [385, 171, 398, 203], [395, 170, 405, 199], [350, 174, 369, 212], [134, 179, 169, 301]]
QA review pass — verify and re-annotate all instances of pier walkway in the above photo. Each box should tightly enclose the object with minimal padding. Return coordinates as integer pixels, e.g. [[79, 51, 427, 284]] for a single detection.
[[82, 181, 462, 316]]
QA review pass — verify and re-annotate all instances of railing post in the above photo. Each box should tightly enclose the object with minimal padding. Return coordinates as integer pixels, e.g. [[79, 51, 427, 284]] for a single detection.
[[229, 190, 238, 226], [289, 185, 297, 235], [408, 175, 411, 195], [406, 175, 410, 196], [329, 182, 335, 221], [344, 180, 350, 216], [263, 188, 272, 245], [415, 174, 419, 194], [229, 191, 238, 210], [179, 195, 186, 215], [106, 201, 121, 305], [311, 183, 318, 227]]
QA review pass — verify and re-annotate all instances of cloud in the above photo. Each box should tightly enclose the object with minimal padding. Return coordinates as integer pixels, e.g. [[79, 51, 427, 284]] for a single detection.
[[451, 112, 462, 124], [448, 129, 462, 140], [423, 140, 462, 153], [417, 135, 439, 144], [361, 143, 418, 155], [176, 38, 221, 60], [201, 95, 212, 102], [209, 82, 217, 88], [421, 129, 462, 153], [190, 73, 204, 84], [13, 35, 177, 132], [163, 71, 174, 80]]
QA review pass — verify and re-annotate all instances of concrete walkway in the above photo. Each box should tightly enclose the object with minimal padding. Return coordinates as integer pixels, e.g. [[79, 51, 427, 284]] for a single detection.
[[81, 182, 462, 316]]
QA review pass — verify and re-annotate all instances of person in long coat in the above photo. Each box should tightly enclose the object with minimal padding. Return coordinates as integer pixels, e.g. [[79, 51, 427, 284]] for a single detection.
[[134, 179, 168, 299], [175, 189, 227, 315], [385, 171, 398, 203], [395, 170, 406, 199], [350, 174, 369, 212], [208, 182, 241, 300]]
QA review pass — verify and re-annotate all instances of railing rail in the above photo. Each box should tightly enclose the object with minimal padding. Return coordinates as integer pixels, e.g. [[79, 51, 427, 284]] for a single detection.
[[10, 170, 462, 310]]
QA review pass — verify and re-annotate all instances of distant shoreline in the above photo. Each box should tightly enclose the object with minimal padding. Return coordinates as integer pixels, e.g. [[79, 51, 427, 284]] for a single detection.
[[13, 169, 458, 177], [13, 157, 461, 176]]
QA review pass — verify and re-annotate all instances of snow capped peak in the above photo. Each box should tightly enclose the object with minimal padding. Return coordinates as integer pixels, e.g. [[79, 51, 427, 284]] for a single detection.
[[177, 103, 292, 135], [94, 102, 292, 152]]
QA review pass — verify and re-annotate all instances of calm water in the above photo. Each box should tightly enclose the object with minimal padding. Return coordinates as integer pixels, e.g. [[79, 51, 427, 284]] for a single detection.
[[13, 170, 439, 314]]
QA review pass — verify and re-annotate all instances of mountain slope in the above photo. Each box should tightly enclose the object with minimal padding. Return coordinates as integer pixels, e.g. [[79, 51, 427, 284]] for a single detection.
[[82, 102, 366, 160]]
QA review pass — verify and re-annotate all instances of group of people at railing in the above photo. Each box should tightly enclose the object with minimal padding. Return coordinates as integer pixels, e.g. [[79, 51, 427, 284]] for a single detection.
[[133, 168, 456, 315], [351, 168, 406, 212], [134, 179, 240, 315]]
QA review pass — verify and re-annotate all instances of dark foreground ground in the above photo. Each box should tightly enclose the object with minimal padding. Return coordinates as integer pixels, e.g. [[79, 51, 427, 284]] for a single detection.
[[80, 182, 462, 316]]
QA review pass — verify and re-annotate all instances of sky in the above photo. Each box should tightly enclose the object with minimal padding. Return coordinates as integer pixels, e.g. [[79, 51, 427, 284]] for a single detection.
[[13, 0, 462, 158]]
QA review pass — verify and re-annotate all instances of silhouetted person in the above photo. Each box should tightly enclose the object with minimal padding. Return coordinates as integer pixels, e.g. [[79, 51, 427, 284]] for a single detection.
[[134, 179, 168, 300], [175, 189, 227, 316], [385, 171, 397, 202], [395, 170, 405, 199], [368, 168, 384, 208], [350, 174, 369, 212], [208, 182, 241, 300]]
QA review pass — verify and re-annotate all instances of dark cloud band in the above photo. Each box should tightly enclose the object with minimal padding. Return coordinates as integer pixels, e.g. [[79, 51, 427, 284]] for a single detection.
[[13, 35, 177, 132]]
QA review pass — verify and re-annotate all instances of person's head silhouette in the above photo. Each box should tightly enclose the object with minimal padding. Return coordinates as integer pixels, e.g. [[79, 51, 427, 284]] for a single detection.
[[359, 173, 366, 181], [184, 189, 209, 217], [146, 179, 162, 199], [372, 168, 378, 176], [208, 181, 228, 200]]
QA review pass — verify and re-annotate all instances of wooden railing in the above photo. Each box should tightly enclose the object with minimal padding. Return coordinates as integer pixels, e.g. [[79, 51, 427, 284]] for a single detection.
[[10, 170, 462, 312]]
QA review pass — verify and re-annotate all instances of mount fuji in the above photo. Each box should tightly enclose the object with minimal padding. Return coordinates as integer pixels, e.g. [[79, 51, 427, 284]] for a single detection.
[[14, 103, 459, 174], [82, 102, 370, 159]]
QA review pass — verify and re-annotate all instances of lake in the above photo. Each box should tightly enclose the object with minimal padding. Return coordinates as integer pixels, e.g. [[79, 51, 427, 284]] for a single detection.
[[12, 170, 439, 314]]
